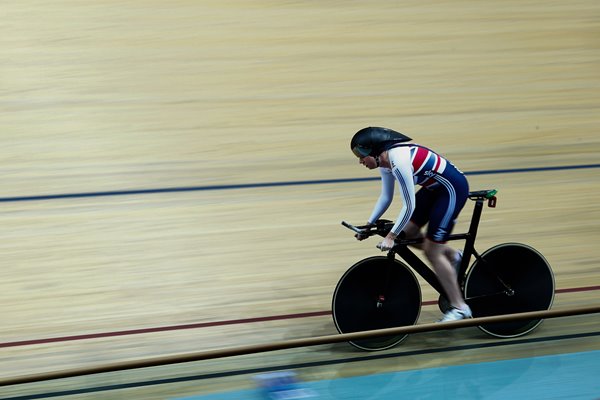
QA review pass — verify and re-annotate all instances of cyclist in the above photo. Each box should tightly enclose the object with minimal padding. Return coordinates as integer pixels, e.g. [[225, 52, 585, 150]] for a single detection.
[[351, 126, 471, 322]]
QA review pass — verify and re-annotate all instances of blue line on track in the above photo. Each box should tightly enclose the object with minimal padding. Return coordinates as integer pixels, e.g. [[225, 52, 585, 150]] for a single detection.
[[0, 163, 598, 204], [3, 331, 599, 399], [180, 349, 600, 400]]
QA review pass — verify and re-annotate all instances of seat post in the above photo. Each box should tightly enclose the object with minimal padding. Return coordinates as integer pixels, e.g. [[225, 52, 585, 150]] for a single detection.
[[464, 198, 484, 257]]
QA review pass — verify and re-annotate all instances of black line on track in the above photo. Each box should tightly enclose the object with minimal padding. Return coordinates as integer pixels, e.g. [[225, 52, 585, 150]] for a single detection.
[[4, 330, 599, 400], [0, 163, 598, 203]]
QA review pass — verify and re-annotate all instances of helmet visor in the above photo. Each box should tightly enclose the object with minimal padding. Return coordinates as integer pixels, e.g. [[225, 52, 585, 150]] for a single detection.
[[352, 145, 371, 158]]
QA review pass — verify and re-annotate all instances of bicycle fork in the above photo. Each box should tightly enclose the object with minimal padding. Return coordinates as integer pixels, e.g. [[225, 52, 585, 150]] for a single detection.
[[376, 251, 396, 309]]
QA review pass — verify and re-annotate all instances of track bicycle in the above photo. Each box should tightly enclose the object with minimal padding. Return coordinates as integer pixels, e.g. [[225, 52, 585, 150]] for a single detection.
[[333, 189, 555, 351]]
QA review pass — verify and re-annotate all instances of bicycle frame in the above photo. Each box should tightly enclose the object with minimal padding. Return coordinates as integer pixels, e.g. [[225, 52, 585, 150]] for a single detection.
[[387, 193, 495, 300], [337, 189, 554, 346]]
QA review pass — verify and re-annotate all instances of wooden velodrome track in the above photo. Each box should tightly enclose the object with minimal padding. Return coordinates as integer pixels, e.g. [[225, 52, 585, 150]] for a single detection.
[[1, 0, 599, 398]]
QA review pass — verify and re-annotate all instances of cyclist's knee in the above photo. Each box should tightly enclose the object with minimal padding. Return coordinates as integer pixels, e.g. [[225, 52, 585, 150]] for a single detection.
[[403, 221, 422, 239], [423, 239, 445, 263]]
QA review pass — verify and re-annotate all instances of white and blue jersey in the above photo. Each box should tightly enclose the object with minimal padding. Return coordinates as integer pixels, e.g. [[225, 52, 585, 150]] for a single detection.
[[367, 144, 469, 242]]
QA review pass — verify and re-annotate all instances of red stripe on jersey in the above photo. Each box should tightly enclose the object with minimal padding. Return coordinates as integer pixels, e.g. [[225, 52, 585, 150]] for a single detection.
[[433, 153, 441, 172], [412, 146, 429, 171]]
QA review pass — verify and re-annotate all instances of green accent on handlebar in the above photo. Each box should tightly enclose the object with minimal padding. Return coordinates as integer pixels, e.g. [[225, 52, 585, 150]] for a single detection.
[[486, 189, 498, 199]]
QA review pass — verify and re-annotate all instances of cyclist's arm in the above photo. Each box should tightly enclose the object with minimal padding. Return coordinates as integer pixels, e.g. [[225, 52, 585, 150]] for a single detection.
[[367, 168, 395, 224], [387, 147, 416, 237]]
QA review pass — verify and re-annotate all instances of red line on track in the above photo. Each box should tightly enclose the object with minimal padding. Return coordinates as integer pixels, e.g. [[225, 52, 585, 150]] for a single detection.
[[555, 285, 600, 294], [0, 311, 331, 349], [2, 285, 598, 349]]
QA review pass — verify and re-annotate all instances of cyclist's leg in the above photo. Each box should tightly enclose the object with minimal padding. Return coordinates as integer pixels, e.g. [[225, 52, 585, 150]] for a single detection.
[[428, 171, 469, 266], [404, 223, 462, 263], [403, 221, 424, 249], [423, 172, 469, 312], [424, 239, 468, 310], [405, 188, 435, 249]]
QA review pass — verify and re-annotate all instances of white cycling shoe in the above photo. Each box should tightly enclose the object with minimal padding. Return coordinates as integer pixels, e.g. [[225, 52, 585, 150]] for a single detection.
[[438, 306, 473, 322]]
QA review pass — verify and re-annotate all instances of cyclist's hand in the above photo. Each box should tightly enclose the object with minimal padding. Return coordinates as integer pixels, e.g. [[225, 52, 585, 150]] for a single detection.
[[377, 236, 395, 251], [355, 232, 369, 241], [354, 222, 375, 240]]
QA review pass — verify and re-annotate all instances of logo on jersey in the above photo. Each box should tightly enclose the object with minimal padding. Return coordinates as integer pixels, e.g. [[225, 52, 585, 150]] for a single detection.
[[434, 227, 447, 242]]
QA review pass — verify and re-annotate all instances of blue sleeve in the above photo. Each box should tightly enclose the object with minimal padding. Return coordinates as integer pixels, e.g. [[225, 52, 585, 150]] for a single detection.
[[388, 147, 416, 236], [367, 169, 395, 224]]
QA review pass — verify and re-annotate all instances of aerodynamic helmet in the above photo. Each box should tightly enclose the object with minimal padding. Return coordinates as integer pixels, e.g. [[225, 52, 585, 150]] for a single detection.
[[350, 127, 412, 158]]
